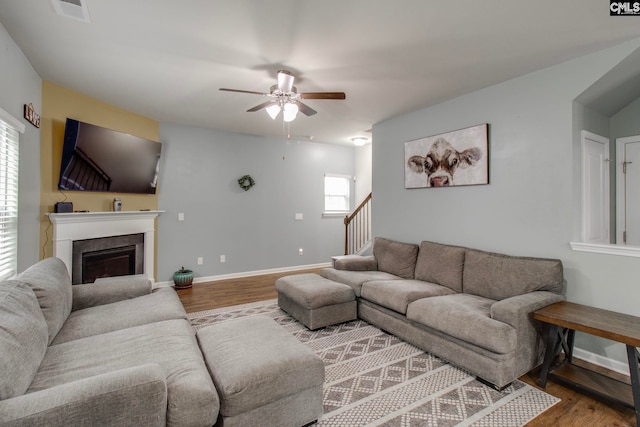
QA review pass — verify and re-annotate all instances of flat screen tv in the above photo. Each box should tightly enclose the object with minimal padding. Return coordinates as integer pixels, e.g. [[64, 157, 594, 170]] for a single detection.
[[58, 119, 162, 194]]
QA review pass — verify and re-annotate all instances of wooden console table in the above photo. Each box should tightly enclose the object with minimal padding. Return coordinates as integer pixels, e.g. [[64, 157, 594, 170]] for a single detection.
[[534, 301, 640, 427]]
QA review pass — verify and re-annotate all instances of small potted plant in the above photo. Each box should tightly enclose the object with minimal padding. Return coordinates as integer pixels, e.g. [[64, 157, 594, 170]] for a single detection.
[[173, 266, 194, 289]]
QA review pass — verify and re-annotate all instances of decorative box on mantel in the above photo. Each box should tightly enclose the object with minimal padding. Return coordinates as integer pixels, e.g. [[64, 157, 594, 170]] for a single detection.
[[47, 210, 164, 283]]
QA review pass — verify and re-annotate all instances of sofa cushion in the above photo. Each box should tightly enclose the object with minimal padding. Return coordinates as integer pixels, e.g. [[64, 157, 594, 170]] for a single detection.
[[28, 319, 219, 427], [71, 276, 152, 311], [414, 241, 466, 292], [16, 257, 72, 344], [406, 294, 516, 354], [463, 249, 564, 300], [52, 288, 187, 344], [361, 279, 455, 314], [373, 237, 419, 279], [0, 280, 49, 400], [320, 268, 400, 297], [334, 255, 378, 271]]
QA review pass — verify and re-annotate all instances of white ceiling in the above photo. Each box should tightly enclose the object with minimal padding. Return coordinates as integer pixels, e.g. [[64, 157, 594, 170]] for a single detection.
[[1, 0, 640, 145]]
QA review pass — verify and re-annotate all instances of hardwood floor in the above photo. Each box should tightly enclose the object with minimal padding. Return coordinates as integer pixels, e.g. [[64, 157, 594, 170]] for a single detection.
[[177, 272, 637, 426], [177, 267, 323, 312]]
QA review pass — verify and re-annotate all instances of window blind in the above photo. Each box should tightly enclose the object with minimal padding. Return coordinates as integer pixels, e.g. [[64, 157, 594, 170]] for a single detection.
[[0, 116, 20, 280]]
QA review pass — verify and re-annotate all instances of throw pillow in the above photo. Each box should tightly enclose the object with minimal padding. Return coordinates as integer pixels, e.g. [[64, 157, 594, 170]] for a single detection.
[[0, 280, 49, 399], [373, 237, 419, 279], [17, 257, 73, 344], [463, 249, 564, 300], [414, 241, 465, 292]]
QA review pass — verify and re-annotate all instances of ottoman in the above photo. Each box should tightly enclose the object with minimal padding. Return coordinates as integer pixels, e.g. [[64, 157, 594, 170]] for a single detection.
[[275, 273, 357, 330], [196, 315, 324, 427]]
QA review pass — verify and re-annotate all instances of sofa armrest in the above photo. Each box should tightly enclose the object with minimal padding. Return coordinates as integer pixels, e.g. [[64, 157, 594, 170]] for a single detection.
[[491, 291, 566, 374], [334, 255, 378, 271], [490, 291, 565, 330], [72, 277, 153, 311], [0, 364, 167, 426]]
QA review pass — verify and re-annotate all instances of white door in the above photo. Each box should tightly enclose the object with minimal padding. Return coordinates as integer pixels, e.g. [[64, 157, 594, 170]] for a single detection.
[[616, 135, 640, 245], [581, 131, 610, 243]]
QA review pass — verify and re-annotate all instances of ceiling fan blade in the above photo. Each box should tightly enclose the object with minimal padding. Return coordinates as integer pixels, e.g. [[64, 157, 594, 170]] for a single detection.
[[299, 92, 346, 100], [294, 100, 317, 117], [247, 100, 278, 112], [219, 88, 268, 96]]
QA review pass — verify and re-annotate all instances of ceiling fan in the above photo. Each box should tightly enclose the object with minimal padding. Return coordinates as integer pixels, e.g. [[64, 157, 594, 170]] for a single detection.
[[219, 70, 346, 122]]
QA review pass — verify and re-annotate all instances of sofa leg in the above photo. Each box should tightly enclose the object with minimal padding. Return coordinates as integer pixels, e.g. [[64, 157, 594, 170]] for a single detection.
[[476, 376, 512, 391]]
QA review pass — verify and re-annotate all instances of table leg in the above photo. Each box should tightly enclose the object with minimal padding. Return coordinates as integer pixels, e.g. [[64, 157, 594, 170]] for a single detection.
[[564, 329, 575, 363], [626, 345, 640, 427], [538, 324, 561, 387]]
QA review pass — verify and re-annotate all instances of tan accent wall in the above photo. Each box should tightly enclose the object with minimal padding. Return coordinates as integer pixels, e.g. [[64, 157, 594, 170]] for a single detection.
[[39, 81, 160, 277]]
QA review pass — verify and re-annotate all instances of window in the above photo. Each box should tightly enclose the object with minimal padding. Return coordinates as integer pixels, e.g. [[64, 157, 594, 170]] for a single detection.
[[324, 174, 351, 213], [0, 108, 24, 281]]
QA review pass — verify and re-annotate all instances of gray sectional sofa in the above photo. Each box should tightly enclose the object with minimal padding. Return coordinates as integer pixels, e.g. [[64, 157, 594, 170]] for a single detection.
[[321, 237, 566, 389], [0, 257, 219, 426], [1, 257, 324, 427]]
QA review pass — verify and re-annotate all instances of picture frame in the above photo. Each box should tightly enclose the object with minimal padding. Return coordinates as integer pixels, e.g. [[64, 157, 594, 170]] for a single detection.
[[23, 103, 40, 128], [404, 123, 489, 189]]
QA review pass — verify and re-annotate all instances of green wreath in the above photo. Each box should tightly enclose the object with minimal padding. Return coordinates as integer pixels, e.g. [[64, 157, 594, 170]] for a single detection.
[[238, 174, 255, 191]]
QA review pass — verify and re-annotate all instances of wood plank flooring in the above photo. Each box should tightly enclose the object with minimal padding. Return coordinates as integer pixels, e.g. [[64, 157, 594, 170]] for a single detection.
[[177, 272, 637, 426], [176, 267, 323, 312]]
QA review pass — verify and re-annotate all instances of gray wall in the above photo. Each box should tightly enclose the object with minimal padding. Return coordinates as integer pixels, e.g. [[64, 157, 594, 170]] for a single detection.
[[157, 123, 354, 281], [372, 37, 640, 365], [612, 96, 640, 138], [0, 22, 42, 271], [355, 143, 372, 203]]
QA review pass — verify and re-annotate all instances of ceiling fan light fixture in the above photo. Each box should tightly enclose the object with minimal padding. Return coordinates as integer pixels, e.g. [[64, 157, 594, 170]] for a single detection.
[[283, 102, 299, 122], [266, 103, 281, 120], [221, 69, 344, 122]]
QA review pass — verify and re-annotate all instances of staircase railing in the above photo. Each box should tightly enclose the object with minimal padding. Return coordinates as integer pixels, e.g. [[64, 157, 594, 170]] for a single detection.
[[344, 192, 372, 255]]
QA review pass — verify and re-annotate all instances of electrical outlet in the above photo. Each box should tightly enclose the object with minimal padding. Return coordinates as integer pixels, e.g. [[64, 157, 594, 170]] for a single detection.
[[295, 213, 303, 220], [197, 257, 203, 265], [220, 255, 226, 263], [178, 212, 185, 221], [298, 248, 304, 256]]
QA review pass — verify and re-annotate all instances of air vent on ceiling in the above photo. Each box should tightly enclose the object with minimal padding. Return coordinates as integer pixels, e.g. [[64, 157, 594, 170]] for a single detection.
[[51, 0, 91, 23]]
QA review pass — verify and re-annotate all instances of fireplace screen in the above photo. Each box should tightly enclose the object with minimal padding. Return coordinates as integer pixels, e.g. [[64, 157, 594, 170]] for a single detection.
[[72, 233, 144, 284]]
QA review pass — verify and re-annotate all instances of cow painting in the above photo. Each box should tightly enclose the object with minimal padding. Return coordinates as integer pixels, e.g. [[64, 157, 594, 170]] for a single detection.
[[404, 124, 489, 189], [407, 138, 483, 187]]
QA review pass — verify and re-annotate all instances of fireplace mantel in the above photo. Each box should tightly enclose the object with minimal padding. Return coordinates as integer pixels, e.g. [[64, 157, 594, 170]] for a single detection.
[[48, 210, 164, 282]]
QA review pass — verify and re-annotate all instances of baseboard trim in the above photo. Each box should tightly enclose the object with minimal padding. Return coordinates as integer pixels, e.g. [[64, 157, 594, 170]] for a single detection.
[[573, 347, 630, 376], [155, 262, 332, 288]]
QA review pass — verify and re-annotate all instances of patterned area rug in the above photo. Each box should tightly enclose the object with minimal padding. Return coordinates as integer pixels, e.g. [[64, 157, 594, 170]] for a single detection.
[[188, 299, 559, 426]]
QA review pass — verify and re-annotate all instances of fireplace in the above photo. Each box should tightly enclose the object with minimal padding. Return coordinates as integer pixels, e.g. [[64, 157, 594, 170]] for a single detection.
[[48, 210, 163, 283], [72, 233, 144, 284]]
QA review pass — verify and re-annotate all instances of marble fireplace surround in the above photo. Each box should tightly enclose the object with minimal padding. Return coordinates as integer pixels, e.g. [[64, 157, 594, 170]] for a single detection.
[[48, 211, 163, 282]]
